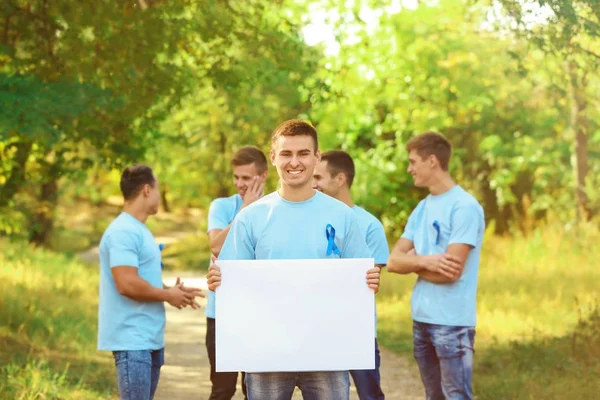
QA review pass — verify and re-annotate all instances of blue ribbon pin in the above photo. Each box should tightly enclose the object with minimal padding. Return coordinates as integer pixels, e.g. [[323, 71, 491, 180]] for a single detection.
[[432, 221, 441, 245], [326, 224, 341, 256], [159, 243, 165, 269]]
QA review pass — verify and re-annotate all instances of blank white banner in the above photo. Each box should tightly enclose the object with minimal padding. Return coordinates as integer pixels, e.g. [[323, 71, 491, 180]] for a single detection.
[[215, 258, 375, 373]]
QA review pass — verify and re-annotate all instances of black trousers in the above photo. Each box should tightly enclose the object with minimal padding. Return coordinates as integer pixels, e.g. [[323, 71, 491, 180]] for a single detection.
[[206, 317, 248, 400]]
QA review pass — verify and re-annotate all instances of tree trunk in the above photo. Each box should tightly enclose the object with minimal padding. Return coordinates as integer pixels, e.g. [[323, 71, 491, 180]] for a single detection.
[[568, 62, 591, 221], [29, 179, 59, 246], [160, 183, 171, 212], [217, 129, 229, 198], [29, 159, 61, 246]]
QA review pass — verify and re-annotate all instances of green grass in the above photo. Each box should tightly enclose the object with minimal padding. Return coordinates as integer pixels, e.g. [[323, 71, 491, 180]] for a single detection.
[[377, 223, 600, 399], [0, 239, 116, 399]]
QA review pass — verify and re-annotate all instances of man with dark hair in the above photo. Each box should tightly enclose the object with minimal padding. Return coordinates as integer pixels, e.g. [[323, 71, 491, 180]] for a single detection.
[[207, 120, 381, 400], [387, 132, 485, 400], [313, 150, 388, 400], [98, 164, 204, 400], [205, 146, 268, 400]]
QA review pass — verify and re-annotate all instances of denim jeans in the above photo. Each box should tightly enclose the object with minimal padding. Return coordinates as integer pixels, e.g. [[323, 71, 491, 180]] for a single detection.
[[113, 348, 164, 400], [246, 371, 349, 400], [350, 339, 384, 400], [413, 321, 475, 400], [206, 317, 247, 399]]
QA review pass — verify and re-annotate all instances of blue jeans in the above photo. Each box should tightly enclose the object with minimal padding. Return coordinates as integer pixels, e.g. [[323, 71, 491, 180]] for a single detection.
[[113, 348, 165, 400], [246, 371, 349, 400], [350, 339, 384, 400], [413, 322, 475, 400]]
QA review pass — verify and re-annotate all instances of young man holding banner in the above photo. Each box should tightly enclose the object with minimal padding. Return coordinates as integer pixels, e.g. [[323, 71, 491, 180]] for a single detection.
[[206, 120, 381, 400]]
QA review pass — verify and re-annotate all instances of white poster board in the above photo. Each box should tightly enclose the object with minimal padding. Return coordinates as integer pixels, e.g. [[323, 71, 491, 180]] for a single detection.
[[215, 258, 375, 373]]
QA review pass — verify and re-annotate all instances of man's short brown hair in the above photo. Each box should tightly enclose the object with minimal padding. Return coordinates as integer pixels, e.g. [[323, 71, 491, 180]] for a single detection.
[[321, 150, 355, 188], [120, 164, 155, 200], [271, 120, 318, 152], [231, 146, 268, 174], [406, 131, 452, 171]]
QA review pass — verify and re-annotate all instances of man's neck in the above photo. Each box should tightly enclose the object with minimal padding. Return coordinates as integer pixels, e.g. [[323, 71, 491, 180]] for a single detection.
[[279, 183, 315, 202], [428, 172, 456, 196], [123, 203, 149, 223], [335, 188, 354, 208]]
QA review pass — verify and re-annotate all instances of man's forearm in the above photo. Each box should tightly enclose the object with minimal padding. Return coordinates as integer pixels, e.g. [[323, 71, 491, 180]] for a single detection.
[[416, 270, 454, 283], [210, 225, 232, 257], [119, 276, 169, 302], [387, 253, 424, 274]]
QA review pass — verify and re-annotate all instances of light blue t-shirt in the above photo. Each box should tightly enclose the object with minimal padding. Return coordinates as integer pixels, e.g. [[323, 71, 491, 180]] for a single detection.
[[205, 194, 243, 319], [353, 205, 390, 338], [401, 185, 484, 327], [219, 190, 371, 262], [97, 212, 165, 351], [352, 206, 390, 266]]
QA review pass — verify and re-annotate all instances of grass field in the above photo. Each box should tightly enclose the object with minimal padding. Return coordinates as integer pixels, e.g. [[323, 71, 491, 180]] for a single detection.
[[0, 239, 116, 399], [377, 224, 600, 399], [2, 220, 598, 399]]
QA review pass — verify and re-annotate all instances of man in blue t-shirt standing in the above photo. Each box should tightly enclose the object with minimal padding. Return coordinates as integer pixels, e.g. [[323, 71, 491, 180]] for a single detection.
[[98, 164, 204, 399], [206, 146, 268, 400], [387, 132, 485, 400], [313, 150, 388, 400], [206, 120, 381, 400]]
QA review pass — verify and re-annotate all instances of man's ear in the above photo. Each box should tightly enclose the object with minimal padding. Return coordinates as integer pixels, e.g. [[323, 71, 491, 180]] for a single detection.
[[336, 172, 346, 188], [428, 154, 438, 169], [315, 150, 321, 163], [269, 149, 276, 165]]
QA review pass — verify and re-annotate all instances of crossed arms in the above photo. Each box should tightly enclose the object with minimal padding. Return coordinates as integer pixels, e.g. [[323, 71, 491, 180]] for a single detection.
[[387, 238, 472, 283]]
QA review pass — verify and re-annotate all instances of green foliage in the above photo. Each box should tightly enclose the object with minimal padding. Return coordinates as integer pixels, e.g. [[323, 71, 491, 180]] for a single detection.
[[0, 239, 115, 398], [301, 0, 599, 235]]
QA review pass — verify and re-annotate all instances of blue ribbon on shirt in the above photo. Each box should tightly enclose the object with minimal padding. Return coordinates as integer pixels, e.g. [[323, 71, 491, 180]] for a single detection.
[[432, 221, 441, 245], [159, 243, 165, 269], [325, 224, 341, 256]]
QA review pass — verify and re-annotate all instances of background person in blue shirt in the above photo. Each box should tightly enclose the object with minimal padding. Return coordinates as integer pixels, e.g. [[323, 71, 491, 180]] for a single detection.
[[206, 120, 381, 400], [98, 164, 204, 399], [206, 146, 269, 400], [387, 132, 485, 400], [312, 150, 388, 400]]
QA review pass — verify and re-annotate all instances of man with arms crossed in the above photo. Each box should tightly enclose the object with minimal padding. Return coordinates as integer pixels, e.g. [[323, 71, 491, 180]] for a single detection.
[[206, 146, 268, 400], [207, 120, 381, 400], [387, 132, 485, 400], [312, 150, 388, 400], [98, 164, 203, 399]]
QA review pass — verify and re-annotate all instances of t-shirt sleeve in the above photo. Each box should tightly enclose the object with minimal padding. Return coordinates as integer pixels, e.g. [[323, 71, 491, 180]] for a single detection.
[[367, 221, 390, 265], [400, 204, 421, 242], [207, 199, 231, 232], [219, 218, 255, 260], [448, 203, 482, 248], [341, 212, 371, 259], [107, 230, 140, 268]]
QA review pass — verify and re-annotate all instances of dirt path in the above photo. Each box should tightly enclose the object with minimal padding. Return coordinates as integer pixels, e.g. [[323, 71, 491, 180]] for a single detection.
[[154, 272, 424, 400]]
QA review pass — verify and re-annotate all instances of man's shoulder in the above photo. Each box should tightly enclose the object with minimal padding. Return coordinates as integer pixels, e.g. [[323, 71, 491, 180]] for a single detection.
[[317, 191, 353, 211], [453, 187, 483, 213], [210, 194, 240, 208], [353, 205, 383, 228], [234, 191, 278, 220], [101, 214, 143, 245]]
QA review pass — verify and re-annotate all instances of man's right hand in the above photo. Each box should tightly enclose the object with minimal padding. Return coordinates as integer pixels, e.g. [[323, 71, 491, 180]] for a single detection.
[[166, 285, 197, 309], [206, 263, 222, 292], [420, 253, 462, 279], [242, 176, 265, 208]]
